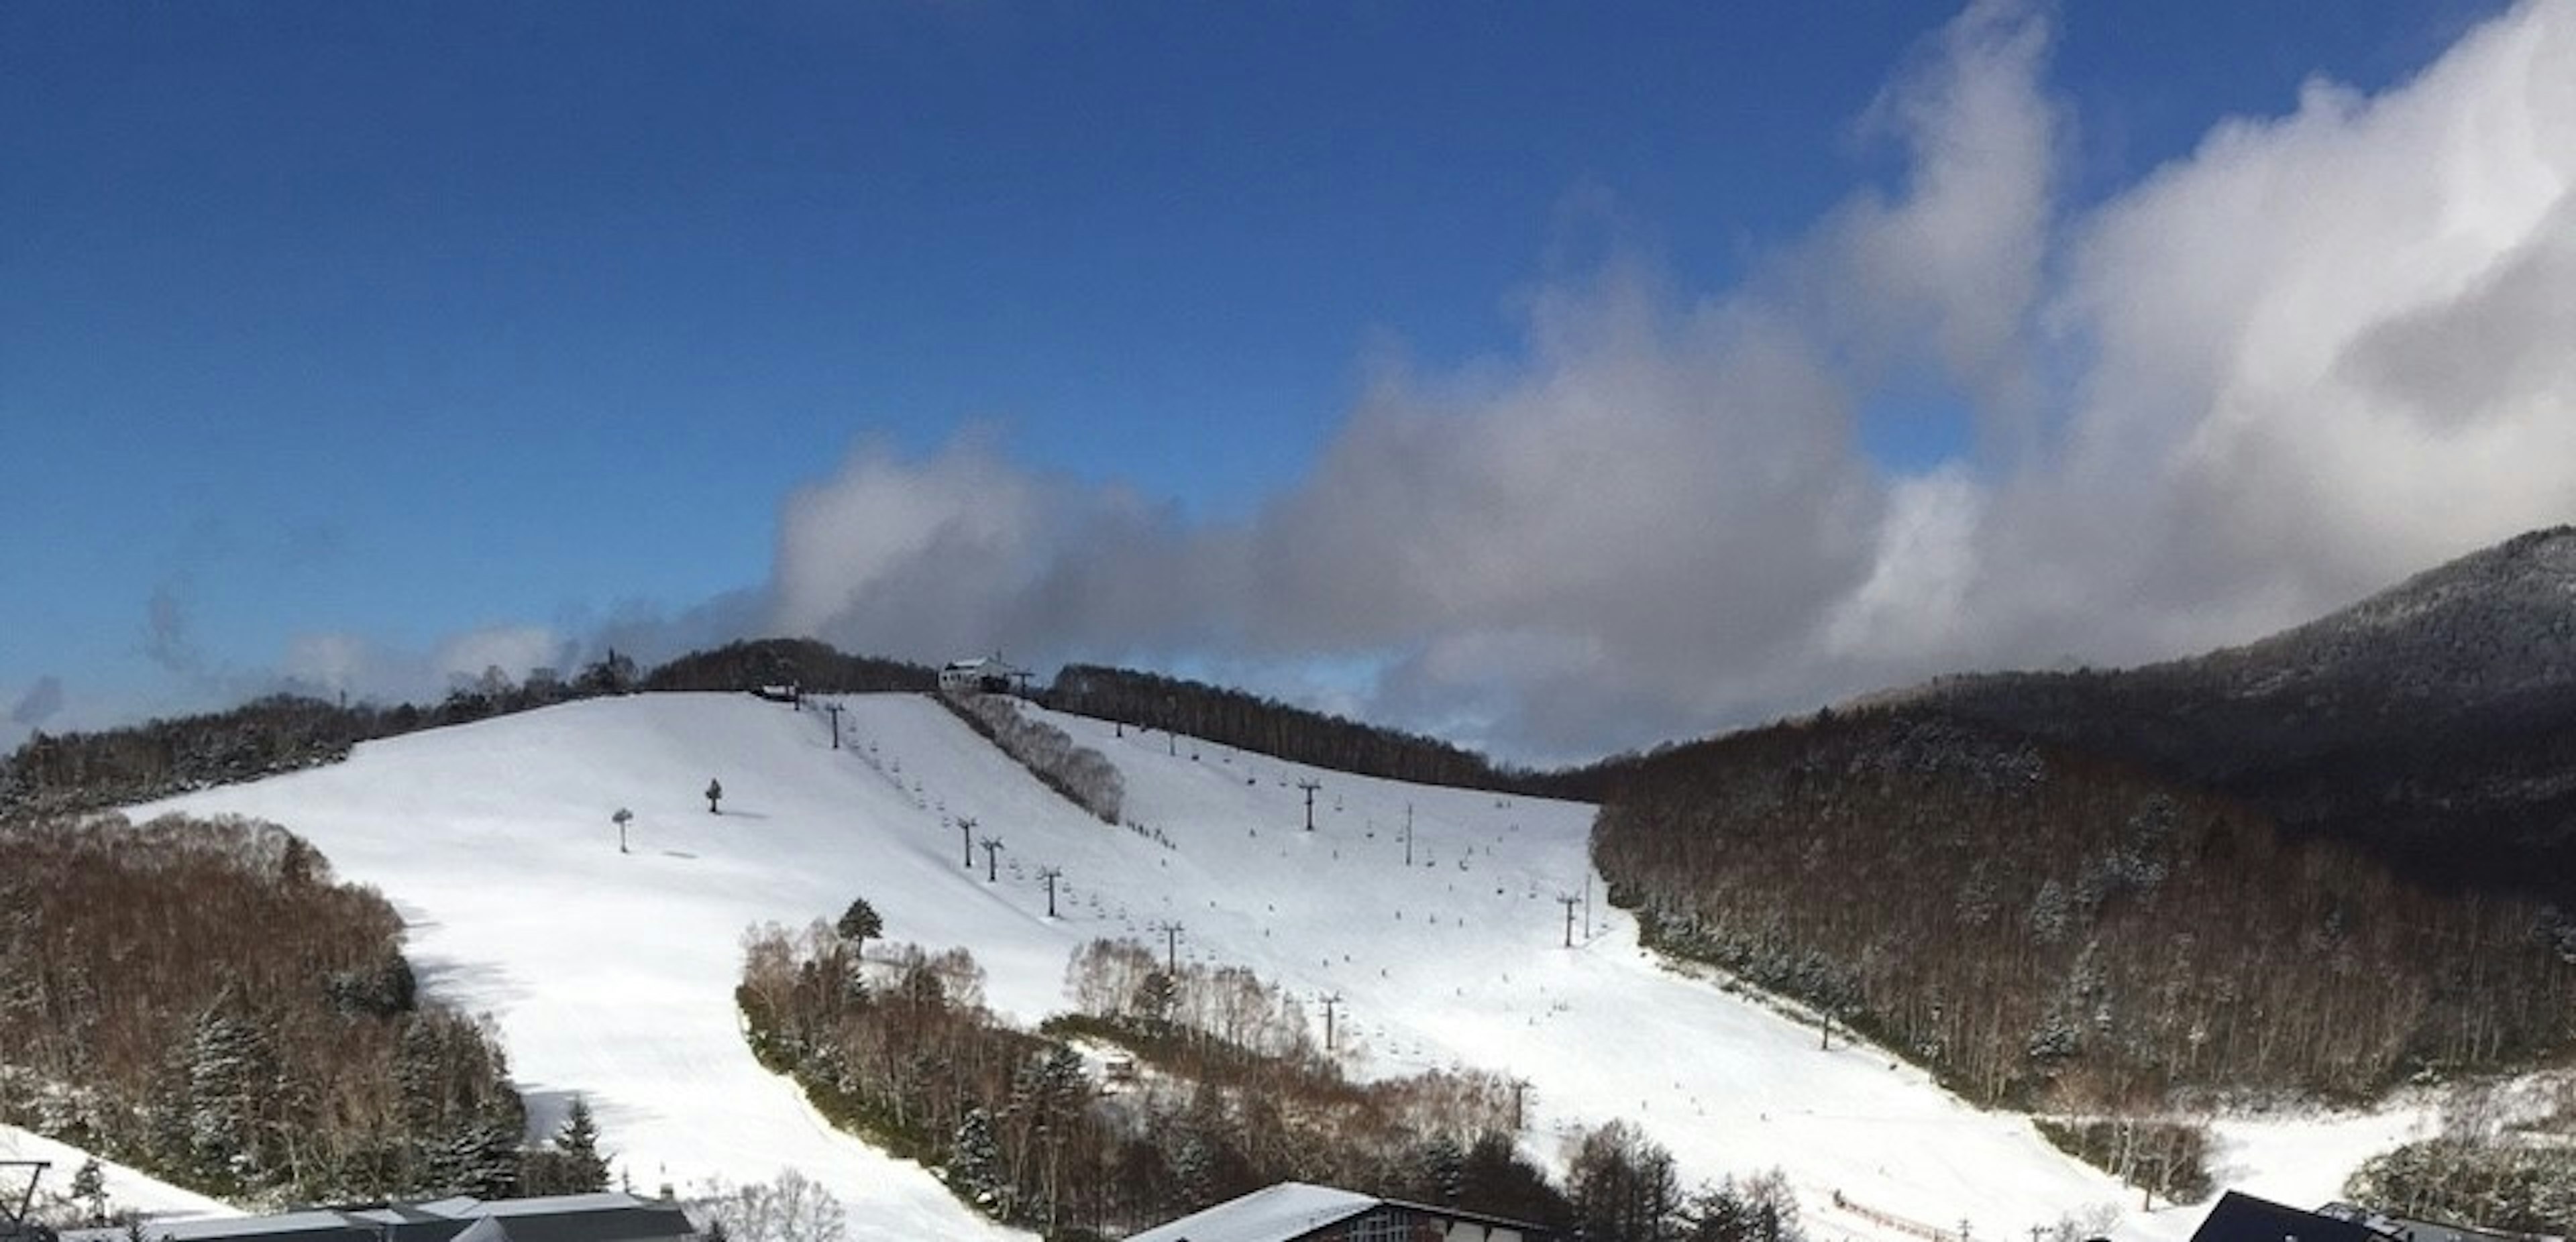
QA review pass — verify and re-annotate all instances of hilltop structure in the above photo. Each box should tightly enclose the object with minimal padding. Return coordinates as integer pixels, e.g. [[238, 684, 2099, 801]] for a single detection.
[[937, 656, 1031, 695]]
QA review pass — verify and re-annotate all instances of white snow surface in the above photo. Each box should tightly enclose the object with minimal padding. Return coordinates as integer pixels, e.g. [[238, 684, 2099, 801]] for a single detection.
[[121, 692, 2422, 1241], [0, 1123, 239, 1226]]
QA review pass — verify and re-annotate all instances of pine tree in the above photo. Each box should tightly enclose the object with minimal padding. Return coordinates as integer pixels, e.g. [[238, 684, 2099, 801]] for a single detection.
[[1411, 1135, 1464, 1206], [951, 1108, 1004, 1210], [435, 1111, 523, 1198], [555, 1096, 610, 1192], [835, 899, 882, 952], [184, 1005, 275, 1186], [69, 1157, 107, 1225]]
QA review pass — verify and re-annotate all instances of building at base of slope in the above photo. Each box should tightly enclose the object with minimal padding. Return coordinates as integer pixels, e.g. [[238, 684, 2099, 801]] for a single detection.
[[2191, 1191, 2553, 1242], [1126, 1182, 1554, 1242], [57, 1193, 696, 1242]]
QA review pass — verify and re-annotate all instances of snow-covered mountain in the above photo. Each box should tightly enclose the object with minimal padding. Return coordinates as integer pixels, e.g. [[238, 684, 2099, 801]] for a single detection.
[[116, 693, 2432, 1241]]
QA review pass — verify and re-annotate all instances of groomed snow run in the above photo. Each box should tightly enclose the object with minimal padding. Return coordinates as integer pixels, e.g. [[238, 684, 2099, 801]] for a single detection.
[[126, 693, 2434, 1241]]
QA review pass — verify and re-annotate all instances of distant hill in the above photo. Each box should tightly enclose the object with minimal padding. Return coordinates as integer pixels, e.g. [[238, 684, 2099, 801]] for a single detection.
[[1903, 526, 2576, 896], [1590, 526, 2576, 1110]]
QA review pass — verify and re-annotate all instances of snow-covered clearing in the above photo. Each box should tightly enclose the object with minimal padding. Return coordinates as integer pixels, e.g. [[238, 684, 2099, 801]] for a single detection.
[[110, 692, 2432, 1240], [0, 1123, 237, 1227]]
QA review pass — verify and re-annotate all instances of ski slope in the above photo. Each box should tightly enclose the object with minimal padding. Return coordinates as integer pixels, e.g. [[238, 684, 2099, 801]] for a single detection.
[[130, 692, 2412, 1240], [0, 1123, 239, 1229]]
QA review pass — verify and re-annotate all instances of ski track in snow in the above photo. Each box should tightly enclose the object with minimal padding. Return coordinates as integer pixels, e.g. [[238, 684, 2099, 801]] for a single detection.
[[97, 693, 2434, 1241]]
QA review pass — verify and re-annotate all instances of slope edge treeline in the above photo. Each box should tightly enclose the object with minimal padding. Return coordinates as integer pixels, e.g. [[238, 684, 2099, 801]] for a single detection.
[[1592, 709, 2576, 1109], [0, 813, 606, 1206]]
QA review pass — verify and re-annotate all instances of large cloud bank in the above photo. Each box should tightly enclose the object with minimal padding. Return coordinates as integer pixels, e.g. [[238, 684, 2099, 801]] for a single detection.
[[762, 0, 2576, 759]]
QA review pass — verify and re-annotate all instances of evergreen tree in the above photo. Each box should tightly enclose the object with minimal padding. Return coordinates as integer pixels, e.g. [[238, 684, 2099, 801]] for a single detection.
[[1410, 1135, 1464, 1206], [1133, 970, 1177, 1029], [435, 1111, 523, 1198], [184, 1005, 275, 1186], [951, 1108, 1004, 1210], [555, 1096, 610, 1192], [835, 899, 882, 952], [69, 1157, 106, 1225]]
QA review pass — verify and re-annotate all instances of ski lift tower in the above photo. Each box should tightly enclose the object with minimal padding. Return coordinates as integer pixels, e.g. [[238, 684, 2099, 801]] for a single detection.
[[1, 1161, 56, 1242]]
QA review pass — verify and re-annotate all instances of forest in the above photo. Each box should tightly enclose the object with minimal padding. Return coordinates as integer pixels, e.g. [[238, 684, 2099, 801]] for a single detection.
[[1591, 710, 2576, 1112], [1040, 665, 1606, 799], [736, 921, 1803, 1242], [0, 812, 606, 1210], [1909, 527, 2576, 901]]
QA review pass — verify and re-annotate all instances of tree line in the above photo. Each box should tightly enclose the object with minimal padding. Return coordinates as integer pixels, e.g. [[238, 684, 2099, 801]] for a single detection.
[[737, 919, 1803, 1242], [0, 813, 607, 1208], [1590, 710, 2576, 1112], [1041, 665, 1612, 799], [0, 640, 942, 820], [934, 692, 1123, 824]]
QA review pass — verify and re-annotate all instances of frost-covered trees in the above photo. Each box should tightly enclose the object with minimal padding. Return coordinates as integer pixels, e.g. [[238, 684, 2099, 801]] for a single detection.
[[949, 1109, 1004, 1210], [742, 927, 1566, 1237], [68, 1158, 106, 1226], [936, 693, 1122, 824], [1592, 710, 2576, 1107], [694, 1170, 847, 1242]]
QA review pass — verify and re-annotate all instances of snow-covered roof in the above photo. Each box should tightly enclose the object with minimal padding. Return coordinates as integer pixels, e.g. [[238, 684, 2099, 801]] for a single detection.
[[1124, 1182, 1378, 1242]]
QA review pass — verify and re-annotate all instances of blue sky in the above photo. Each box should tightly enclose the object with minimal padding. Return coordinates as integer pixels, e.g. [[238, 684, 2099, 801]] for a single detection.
[[7, 0, 2563, 758]]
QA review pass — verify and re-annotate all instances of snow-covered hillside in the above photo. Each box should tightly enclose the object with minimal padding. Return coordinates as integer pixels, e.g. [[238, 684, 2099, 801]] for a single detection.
[[0, 1123, 238, 1228], [127, 693, 2421, 1241]]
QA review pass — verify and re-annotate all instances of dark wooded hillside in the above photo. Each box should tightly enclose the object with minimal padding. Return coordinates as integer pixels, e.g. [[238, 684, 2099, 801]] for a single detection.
[[0, 813, 559, 1204], [1909, 527, 2576, 900], [1591, 710, 2576, 1109], [641, 638, 933, 695], [1043, 663, 1612, 798]]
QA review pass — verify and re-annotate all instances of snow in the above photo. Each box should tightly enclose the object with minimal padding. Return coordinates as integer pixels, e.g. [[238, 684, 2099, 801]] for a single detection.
[[110, 691, 2442, 1241], [1124, 1182, 1376, 1242], [0, 1123, 239, 1227]]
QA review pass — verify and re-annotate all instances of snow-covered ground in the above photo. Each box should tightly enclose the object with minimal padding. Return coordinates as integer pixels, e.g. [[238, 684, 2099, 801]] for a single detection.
[[101, 691, 2449, 1241], [0, 1123, 238, 1227]]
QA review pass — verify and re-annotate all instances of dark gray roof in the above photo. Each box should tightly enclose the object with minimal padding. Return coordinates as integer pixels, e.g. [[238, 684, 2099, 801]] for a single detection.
[[2194, 1192, 2393, 1242], [62, 1194, 693, 1242]]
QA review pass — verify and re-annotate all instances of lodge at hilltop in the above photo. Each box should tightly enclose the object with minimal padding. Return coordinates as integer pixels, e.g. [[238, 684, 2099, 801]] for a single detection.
[[936, 656, 1031, 695]]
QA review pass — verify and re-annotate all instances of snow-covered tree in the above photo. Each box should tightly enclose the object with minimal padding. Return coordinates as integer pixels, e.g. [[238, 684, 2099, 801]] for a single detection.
[[68, 1157, 107, 1225], [950, 1108, 1004, 1210]]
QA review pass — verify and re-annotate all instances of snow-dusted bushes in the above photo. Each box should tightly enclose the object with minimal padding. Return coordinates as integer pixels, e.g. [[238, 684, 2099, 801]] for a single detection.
[[739, 925, 1581, 1237], [936, 691, 1123, 824]]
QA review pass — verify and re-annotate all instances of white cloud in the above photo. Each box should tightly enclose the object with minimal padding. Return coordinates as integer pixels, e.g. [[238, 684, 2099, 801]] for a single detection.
[[433, 625, 566, 685], [757, 0, 2576, 760]]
